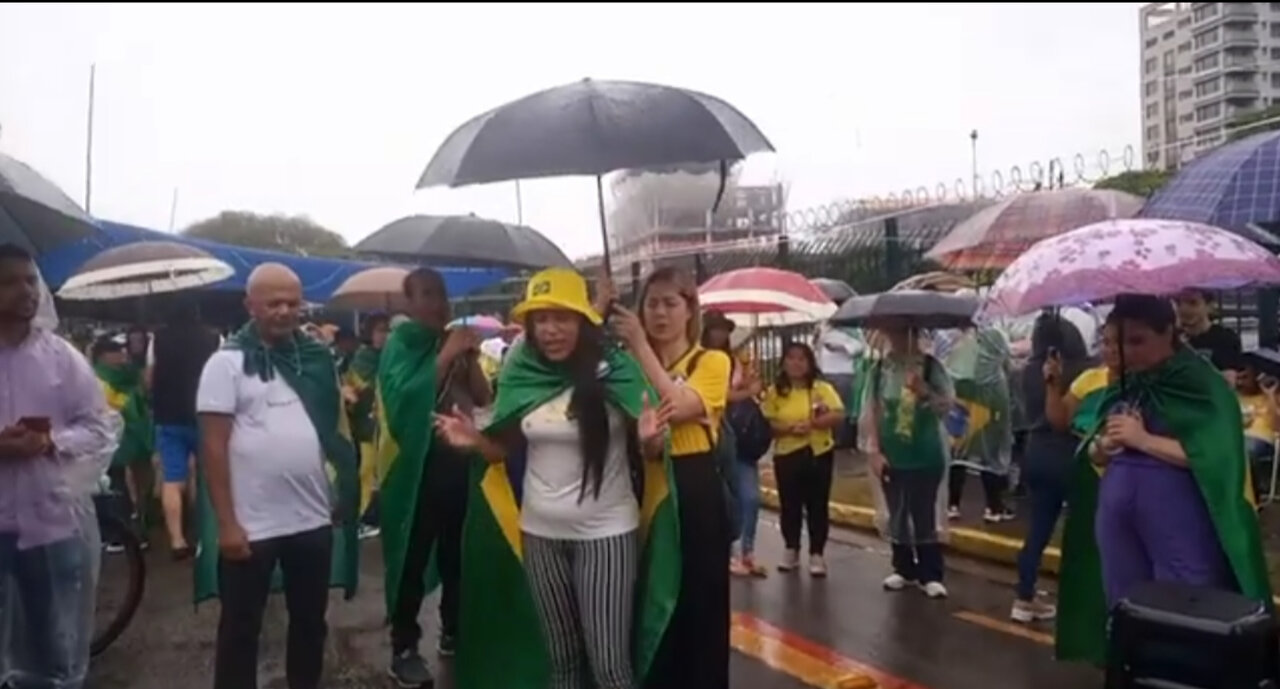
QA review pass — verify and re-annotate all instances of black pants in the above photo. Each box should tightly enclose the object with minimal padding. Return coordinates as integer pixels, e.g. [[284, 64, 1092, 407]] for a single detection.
[[883, 466, 945, 584], [646, 453, 730, 689], [390, 443, 469, 653], [948, 465, 1007, 513], [214, 525, 332, 689], [773, 448, 835, 555]]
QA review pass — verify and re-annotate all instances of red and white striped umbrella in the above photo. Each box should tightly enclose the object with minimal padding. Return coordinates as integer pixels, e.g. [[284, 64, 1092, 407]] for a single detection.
[[699, 267, 836, 327]]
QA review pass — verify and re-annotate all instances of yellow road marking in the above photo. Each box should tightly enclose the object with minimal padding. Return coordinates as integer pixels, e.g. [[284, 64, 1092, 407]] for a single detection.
[[952, 610, 1054, 646]]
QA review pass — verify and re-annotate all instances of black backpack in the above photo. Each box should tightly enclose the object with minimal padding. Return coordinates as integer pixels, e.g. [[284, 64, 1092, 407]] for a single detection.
[[686, 350, 744, 542], [727, 399, 772, 465]]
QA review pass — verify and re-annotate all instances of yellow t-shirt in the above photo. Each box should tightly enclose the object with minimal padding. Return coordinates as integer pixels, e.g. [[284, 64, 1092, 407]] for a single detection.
[[667, 346, 731, 457], [1240, 392, 1275, 441], [100, 380, 128, 413], [1068, 366, 1110, 401], [761, 379, 845, 457]]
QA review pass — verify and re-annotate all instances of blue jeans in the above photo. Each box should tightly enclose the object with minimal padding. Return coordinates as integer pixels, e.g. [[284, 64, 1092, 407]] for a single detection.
[[0, 534, 91, 689], [1015, 465, 1068, 600], [734, 460, 761, 555]]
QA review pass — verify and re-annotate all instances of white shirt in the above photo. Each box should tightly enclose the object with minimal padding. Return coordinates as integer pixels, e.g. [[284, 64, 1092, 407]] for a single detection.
[[196, 350, 332, 542], [816, 325, 863, 377], [519, 389, 639, 540]]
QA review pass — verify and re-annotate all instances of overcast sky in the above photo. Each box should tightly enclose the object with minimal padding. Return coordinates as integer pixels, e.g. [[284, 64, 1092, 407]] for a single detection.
[[0, 2, 1143, 258]]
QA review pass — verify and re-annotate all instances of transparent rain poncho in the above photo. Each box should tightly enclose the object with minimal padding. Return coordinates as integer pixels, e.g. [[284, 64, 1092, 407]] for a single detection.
[[934, 326, 1014, 476], [0, 265, 121, 689]]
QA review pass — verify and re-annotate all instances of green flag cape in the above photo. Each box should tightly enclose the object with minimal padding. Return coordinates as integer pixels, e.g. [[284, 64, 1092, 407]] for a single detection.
[[344, 345, 380, 443], [1056, 347, 1272, 664], [375, 320, 441, 616], [457, 341, 681, 689], [96, 363, 153, 467], [193, 324, 360, 603]]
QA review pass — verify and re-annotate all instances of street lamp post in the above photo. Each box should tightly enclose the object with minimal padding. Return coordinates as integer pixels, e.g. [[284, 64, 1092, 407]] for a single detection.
[[969, 129, 979, 199]]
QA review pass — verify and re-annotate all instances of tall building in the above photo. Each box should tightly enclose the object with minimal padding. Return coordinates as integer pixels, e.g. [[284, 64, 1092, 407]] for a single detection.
[[1140, 2, 1280, 170]]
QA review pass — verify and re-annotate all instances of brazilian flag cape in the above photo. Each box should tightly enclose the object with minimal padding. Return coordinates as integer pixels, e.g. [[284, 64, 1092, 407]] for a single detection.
[[193, 324, 360, 603], [1056, 347, 1272, 664], [95, 362, 153, 467], [375, 320, 442, 615], [456, 341, 681, 688], [344, 345, 380, 444]]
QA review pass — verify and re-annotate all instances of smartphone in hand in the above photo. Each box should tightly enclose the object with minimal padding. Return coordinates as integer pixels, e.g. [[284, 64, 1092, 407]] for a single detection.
[[17, 417, 50, 434]]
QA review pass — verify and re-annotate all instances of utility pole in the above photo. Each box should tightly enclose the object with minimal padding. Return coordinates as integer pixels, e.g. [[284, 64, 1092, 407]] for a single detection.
[[85, 64, 97, 214], [969, 129, 979, 200], [514, 180, 524, 225], [168, 187, 180, 232]]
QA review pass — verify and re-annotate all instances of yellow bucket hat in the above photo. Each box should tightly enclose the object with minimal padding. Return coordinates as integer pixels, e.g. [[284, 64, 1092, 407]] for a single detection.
[[510, 267, 603, 326]]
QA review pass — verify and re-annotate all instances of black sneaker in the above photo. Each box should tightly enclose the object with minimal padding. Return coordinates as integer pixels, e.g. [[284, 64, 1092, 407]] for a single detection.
[[388, 649, 434, 688], [437, 633, 456, 657]]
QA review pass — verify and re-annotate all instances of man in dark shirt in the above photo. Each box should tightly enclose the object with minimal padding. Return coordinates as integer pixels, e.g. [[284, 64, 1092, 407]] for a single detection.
[[1175, 289, 1243, 383], [148, 308, 222, 558]]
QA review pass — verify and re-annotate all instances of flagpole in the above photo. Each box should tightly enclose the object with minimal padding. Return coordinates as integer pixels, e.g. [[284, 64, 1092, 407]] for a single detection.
[[168, 187, 179, 232], [85, 64, 97, 214], [514, 180, 524, 225]]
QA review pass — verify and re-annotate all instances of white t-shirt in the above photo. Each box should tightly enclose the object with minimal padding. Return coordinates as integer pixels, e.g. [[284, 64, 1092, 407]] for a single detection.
[[816, 325, 863, 377], [196, 350, 332, 542], [519, 389, 638, 540]]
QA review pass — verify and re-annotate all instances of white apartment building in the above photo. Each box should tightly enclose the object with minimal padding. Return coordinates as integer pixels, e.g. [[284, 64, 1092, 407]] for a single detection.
[[1140, 2, 1280, 170]]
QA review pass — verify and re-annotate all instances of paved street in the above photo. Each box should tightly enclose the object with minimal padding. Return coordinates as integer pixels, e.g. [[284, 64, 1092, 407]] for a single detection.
[[88, 519, 1098, 689]]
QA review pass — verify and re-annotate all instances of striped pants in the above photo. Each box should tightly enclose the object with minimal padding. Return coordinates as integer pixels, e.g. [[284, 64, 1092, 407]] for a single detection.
[[523, 530, 639, 689]]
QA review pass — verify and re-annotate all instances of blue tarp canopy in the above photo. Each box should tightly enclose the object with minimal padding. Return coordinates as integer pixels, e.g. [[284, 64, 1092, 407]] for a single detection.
[[38, 220, 509, 303]]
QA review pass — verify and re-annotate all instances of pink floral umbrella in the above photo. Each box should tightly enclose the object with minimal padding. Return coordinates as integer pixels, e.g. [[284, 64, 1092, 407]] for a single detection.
[[975, 218, 1280, 323]]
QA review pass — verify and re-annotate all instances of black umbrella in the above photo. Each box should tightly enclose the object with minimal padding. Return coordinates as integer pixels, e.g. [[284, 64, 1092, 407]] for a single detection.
[[831, 290, 978, 330], [414, 78, 775, 272], [810, 277, 857, 305], [0, 152, 98, 253], [355, 213, 571, 271]]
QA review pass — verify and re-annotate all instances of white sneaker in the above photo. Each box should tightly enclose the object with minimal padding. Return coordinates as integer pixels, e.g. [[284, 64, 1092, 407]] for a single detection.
[[946, 506, 961, 521], [921, 581, 948, 599], [777, 549, 800, 573], [1010, 598, 1057, 622], [882, 573, 908, 591]]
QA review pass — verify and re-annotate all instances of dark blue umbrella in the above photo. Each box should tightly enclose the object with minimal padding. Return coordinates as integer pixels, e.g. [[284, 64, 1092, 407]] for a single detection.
[[0, 152, 98, 253], [1140, 129, 1280, 245]]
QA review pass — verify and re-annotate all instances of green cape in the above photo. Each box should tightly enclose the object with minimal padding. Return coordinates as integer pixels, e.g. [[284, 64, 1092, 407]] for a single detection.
[[193, 323, 360, 603], [1056, 347, 1272, 664], [96, 363, 153, 467], [456, 341, 681, 688], [375, 320, 441, 616], [344, 345, 381, 442]]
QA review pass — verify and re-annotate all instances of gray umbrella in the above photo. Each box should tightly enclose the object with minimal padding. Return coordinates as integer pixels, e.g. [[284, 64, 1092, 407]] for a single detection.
[[355, 214, 571, 271], [58, 241, 234, 301], [810, 277, 857, 305], [414, 78, 774, 272], [831, 290, 978, 330], [0, 152, 98, 253]]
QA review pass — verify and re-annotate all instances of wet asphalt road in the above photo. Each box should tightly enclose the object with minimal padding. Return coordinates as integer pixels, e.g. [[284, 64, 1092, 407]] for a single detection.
[[88, 521, 1098, 689]]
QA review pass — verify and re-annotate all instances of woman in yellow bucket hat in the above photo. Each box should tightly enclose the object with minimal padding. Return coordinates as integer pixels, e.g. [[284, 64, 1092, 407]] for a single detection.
[[435, 267, 683, 689]]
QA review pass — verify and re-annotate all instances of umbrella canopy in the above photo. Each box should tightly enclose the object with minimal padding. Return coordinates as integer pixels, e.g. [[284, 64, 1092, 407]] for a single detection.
[[57, 241, 234, 301], [809, 277, 857, 304], [327, 266, 410, 312], [356, 214, 571, 271], [415, 78, 775, 189], [448, 314, 507, 338], [832, 290, 978, 330], [890, 270, 977, 294], [0, 152, 99, 254], [699, 267, 836, 327], [975, 218, 1280, 323], [1140, 129, 1280, 245], [926, 188, 1145, 271]]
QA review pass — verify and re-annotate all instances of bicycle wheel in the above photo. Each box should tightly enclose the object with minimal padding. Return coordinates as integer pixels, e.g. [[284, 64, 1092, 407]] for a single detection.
[[91, 513, 146, 657]]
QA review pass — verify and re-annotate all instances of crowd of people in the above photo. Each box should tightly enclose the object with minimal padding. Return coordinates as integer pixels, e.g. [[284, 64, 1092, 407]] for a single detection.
[[0, 234, 1274, 688]]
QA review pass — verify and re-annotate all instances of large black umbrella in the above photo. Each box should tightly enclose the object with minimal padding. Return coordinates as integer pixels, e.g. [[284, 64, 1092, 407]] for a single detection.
[[355, 213, 571, 271], [832, 290, 978, 330], [0, 152, 99, 253], [414, 78, 775, 272]]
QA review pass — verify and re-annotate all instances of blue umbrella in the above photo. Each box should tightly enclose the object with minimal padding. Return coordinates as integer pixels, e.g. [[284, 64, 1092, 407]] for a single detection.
[[1140, 129, 1280, 245]]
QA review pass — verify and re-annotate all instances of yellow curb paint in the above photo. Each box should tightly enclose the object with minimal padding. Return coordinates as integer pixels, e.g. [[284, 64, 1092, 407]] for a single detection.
[[952, 610, 1054, 646], [730, 612, 889, 689]]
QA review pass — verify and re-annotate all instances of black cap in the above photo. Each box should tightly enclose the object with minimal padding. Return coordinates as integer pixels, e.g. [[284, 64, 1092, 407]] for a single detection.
[[703, 310, 736, 333]]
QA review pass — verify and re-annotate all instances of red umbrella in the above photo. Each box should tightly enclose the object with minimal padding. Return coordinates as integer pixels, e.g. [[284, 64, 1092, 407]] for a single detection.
[[699, 267, 836, 326]]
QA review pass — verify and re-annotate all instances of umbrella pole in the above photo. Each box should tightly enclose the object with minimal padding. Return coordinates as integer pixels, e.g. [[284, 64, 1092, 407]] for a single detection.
[[596, 175, 612, 276]]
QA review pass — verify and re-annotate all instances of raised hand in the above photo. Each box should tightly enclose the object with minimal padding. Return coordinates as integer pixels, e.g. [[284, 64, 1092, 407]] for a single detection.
[[608, 304, 647, 349], [434, 405, 481, 449], [441, 327, 482, 365], [637, 391, 675, 446]]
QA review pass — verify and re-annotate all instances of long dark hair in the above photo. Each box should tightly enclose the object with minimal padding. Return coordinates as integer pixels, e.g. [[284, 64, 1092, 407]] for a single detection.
[[527, 314, 641, 502], [775, 341, 819, 395]]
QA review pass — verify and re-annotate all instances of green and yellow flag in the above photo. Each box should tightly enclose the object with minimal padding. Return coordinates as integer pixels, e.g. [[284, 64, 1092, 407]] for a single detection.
[[194, 324, 360, 603], [96, 362, 153, 468], [456, 341, 681, 688], [1056, 347, 1272, 664], [344, 344, 382, 514], [375, 320, 442, 615]]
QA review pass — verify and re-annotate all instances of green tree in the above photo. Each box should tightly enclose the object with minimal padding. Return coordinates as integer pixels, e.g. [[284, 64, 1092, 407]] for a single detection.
[[1226, 104, 1280, 142], [183, 211, 349, 257], [1092, 169, 1173, 198]]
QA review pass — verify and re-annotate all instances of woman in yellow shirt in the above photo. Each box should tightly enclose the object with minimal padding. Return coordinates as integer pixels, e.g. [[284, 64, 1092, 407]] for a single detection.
[[761, 342, 845, 576], [611, 266, 731, 689]]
